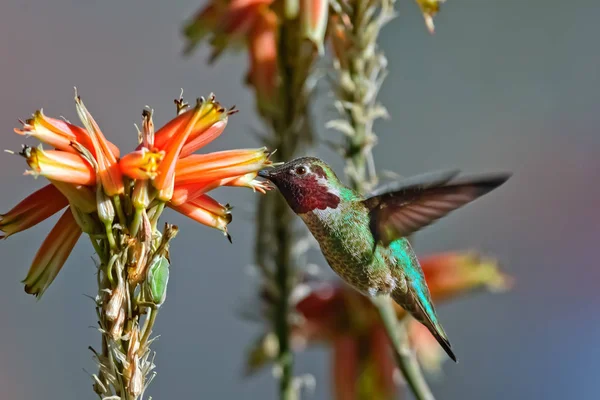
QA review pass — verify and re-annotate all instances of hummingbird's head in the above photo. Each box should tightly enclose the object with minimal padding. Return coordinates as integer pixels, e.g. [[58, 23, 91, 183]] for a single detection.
[[258, 157, 343, 214]]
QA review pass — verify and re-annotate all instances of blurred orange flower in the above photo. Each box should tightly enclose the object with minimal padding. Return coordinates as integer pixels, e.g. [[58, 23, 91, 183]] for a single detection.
[[246, 251, 512, 399], [3, 92, 274, 297]]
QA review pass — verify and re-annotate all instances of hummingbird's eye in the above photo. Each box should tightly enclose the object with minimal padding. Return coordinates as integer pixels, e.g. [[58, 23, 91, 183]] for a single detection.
[[295, 166, 307, 175]]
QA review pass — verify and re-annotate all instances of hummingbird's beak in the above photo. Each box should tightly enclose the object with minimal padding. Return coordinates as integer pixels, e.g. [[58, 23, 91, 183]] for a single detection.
[[257, 169, 272, 179]]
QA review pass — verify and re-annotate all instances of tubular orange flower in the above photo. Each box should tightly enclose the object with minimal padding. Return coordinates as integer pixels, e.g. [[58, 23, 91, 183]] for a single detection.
[[152, 96, 233, 157], [22, 207, 82, 298], [15, 109, 120, 158], [247, 8, 278, 111], [175, 147, 270, 175], [119, 148, 165, 180], [420, 251, 513, 303], [175, 163, 269, 186], [171, 180, 233, 206], [0, 184, 68, 238], [152, 99, 209, 200], [168, 195, 232, 238], [182, 0, 274, 60], [329, 14, 351, 70], [21, 146, 96, 185], [300, 0, 329, 53], [174, 147, 271, 188], [75, 96, 124, 196]]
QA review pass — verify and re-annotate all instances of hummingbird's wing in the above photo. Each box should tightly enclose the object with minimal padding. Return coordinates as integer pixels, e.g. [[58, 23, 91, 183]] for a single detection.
[[367, 169, 461, 197], [363, 173, 510, 246]]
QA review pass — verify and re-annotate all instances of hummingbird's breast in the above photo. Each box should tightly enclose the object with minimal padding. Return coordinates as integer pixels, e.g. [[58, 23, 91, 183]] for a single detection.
[[300, 201, 382, 293]]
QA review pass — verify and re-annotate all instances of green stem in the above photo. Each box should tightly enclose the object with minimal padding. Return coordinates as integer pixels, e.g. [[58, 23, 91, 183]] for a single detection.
[[113, 195, 127, 229], [129, 208, 143, 238], [140, 306, 158, 351], [333, 0, 435, 398], [272, 20, 296, 400], [150, 202, 165, 231], [372, 296, 435, 400]]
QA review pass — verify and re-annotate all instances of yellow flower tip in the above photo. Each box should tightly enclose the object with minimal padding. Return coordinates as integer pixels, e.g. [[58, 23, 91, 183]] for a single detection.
[[464, 252, 514, 293], [19, 145, 96, 186], [22, 207, 82, 298], [225, 172, 273, 193], [421, 251, 513, 302], [120, 148, 166, 180], [416, 0, 444, 34]]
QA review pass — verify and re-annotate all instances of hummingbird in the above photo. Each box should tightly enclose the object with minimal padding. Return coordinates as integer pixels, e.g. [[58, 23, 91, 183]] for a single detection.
[[258, 157, 510, 362]]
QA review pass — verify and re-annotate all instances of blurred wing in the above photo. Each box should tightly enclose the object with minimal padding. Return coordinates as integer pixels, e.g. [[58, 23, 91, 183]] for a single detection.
[[368, 169, 461, 197], [364, 174, 510, 245]]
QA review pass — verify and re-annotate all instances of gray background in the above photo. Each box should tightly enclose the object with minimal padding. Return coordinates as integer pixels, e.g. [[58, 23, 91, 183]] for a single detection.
[[1, 0, 599, 399]]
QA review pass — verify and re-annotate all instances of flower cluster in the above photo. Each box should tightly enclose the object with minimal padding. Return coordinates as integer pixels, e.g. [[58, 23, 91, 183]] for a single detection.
[[2, 92, 273, 298], [182, 0, 444, 109], [246, 251, 512, 398], [183, 0, 328, 113]]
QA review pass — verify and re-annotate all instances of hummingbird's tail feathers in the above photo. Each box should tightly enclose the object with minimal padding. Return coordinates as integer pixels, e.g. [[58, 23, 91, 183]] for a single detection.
[[392, 290, 458, 363]]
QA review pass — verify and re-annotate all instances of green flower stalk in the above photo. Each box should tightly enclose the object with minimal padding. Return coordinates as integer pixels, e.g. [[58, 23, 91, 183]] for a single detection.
[[183, 0, 329, 397], [4, 91, 274, 399]]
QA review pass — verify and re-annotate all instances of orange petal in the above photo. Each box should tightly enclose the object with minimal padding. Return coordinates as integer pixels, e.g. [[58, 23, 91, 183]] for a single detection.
[[21, 146, 96, 185], [170, 179, 234, 206], [168, 195, 232, 234], [22, 207, 82, 298], [0, 184, 68, 238], [15, 110, 121, 158], [152, 99, 207, 200], [179, 119, 228, 158], [153, 96, 231, 156], [75, 96, 124, 196]]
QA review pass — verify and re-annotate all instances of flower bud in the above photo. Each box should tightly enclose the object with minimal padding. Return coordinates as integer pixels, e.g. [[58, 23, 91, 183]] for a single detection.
[[145, 255, 170, 307]]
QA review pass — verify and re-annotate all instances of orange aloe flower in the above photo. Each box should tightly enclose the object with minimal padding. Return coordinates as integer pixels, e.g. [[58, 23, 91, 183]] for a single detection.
[[0, 184, 68, 239], [182, 0, 274, 61], [22, 208, 82, 298], [246, 251, 513, 399], [4, 91, 274, 297]]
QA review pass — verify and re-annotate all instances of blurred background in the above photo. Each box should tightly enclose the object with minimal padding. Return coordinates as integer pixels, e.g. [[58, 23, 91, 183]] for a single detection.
[[1, 0, 599, 399]]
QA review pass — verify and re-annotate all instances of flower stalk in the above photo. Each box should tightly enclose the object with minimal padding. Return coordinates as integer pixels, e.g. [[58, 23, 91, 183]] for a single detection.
[[328, 0, 445, 399], [4, 92, 273, 399]]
